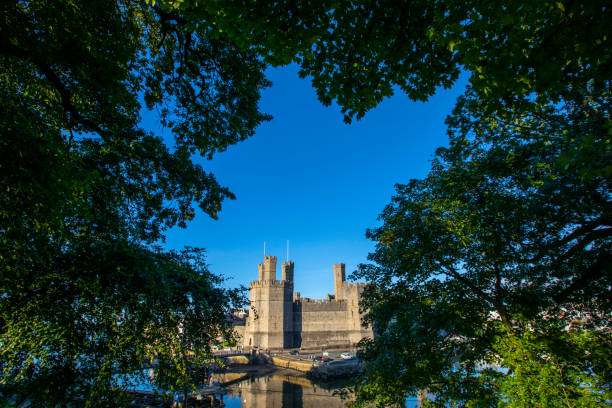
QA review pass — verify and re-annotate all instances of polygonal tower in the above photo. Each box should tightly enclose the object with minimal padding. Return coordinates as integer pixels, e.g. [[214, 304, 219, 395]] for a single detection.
[[244, 256, 294, 349], [333, 263, 346, 299]]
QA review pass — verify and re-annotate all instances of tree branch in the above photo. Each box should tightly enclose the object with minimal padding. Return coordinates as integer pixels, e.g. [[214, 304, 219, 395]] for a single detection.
[[551, 227, 612, 268], [553, 251, 612, 304], [441, 263, 514, 330], [492, 264, 512, 329], [527, 215, 612, 264], [153, 5, 187, 25], [0, 39, 105, 136]]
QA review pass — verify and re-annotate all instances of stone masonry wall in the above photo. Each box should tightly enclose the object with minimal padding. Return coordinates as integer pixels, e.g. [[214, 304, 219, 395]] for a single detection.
[[293, 299, 350, 348], [292, 296, 368, 348], [243, 257, 372, 350]]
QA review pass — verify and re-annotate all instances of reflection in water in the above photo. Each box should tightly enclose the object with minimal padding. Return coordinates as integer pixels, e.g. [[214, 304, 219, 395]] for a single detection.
[[223, 375, 350, 408]]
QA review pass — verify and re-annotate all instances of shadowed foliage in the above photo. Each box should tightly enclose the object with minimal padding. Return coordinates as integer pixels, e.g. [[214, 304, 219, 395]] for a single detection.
[[2, 1, 610, 406], [1, 0, 264, 405]]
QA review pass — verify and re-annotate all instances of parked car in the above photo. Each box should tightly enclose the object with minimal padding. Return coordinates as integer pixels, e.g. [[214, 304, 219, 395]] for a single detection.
[[340, 352, 354, 360], [288, 350, 299, 355]]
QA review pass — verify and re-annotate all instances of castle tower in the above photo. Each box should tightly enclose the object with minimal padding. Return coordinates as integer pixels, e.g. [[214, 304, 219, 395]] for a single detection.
[[281, 260, 294, 282], [244, 256, 294, 349], [280, 260, 295, 346], [333, 263, 346, 299], [260, 255, 277, 280]]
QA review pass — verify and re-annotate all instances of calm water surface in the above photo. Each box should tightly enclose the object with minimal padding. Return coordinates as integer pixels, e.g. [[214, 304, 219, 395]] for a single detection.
[[221, 374, 421, 408]]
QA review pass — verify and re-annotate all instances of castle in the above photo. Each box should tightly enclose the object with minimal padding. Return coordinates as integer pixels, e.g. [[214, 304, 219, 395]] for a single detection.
[[238, 256, 372, 350]]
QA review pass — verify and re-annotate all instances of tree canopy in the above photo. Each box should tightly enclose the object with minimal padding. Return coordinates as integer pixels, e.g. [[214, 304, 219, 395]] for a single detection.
[[353, 86, 611, 406], [1, 0, 262, 405], [162, 0, 610, 122], [1, 0, 611, 406]]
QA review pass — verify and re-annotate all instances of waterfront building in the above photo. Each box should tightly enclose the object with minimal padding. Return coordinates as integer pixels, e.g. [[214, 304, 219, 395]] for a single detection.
[[235, 256, 372, 350]]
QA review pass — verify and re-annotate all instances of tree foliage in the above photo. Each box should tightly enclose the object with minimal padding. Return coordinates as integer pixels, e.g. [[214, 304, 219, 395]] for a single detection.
[[1, 0, 263, 405], [353, 85, 611, 406], [161, 0, 610, 123], [237, 1, 612, 406], [158, 1, 612, 405], [2, 0, 611, 406]]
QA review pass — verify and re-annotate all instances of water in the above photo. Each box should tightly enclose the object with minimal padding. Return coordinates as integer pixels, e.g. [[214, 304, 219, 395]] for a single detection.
[[222, 375, 349, 408], [222, 374, 422, 408], [119, 368, 421, 407]]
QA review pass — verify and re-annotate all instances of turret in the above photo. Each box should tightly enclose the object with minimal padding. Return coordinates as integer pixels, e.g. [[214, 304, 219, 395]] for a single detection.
[[333, 263, 346, 299], [246, 255, 294, 349], [281, 260, 294, 282], [259, 255, 277, 281]]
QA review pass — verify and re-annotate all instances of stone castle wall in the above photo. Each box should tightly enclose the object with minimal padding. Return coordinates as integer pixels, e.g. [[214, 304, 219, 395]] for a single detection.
[[294, 298, 352, 348], [243, 256, 372, 350]]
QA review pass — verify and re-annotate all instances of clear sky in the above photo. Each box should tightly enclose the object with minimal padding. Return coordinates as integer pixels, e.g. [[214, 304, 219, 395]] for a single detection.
[[156, 64, 467, 299]]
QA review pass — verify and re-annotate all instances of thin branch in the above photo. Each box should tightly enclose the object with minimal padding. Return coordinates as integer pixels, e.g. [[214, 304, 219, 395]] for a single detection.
[[0, 39, 105, 136], [553, 252, 612, 304], [551, 227, 612, 268], [441, 262, 514, 330], [527, 215, 612, 263], [152, 5, 187, 25]]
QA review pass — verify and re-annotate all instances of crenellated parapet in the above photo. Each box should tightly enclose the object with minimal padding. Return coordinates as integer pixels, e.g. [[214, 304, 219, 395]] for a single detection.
[[335, 279, 368, 301], [250, 279, 294, 289], [342, 281, 368, 290], [297, 297, 347, 305]]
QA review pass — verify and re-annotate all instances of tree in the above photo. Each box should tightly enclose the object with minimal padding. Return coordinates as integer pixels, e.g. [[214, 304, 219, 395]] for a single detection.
[[166, 1, 610, 123], [2, 0, 611, 406], [179, 0, 610, 405], [1, 0, 261, 405], [171, 1, 612, 404], [351, 86, 611, 406]]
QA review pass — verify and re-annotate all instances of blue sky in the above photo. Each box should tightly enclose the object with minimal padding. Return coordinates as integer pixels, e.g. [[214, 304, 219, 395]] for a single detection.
[[157, 64, 467, 299]]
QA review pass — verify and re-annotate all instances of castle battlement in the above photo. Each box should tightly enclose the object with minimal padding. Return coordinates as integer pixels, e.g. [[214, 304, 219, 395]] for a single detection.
[[342, 281, 367, 289], [297, 297, 346, 305], [250, 279, 292, 288]]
